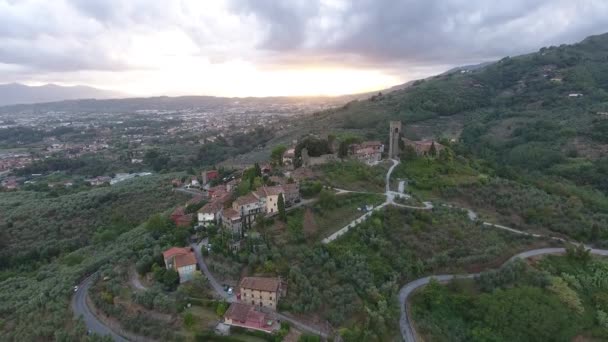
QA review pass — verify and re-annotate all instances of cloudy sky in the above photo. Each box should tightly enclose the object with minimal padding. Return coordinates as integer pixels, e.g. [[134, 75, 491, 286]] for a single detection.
[[1, 0, 608, 97]]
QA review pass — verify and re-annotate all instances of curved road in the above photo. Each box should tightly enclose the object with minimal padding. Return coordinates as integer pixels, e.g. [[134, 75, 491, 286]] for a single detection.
[[399, 247, 608, 342], [72, 273, 128, 342]]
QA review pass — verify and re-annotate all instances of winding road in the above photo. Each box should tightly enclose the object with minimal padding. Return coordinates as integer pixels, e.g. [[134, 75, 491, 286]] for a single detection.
[[73, 158, 603, 342], [71, 273, 128, 342], [398, 247, 608, 342]]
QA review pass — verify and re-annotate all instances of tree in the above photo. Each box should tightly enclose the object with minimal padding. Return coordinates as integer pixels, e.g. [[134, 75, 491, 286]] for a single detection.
[[400, 145, 418, 161], [162, 269, 180, 291], [216, 301, 228, 316], [183, 312, 195, 329], [278, 193, 286, 221], [254, 163, 262, 177], [271, 145, 288, 166], [429, 142, 437, 157]]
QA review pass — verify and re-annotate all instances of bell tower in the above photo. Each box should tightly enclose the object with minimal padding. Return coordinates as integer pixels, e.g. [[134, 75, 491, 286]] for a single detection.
[[389, 121, 402, 158]]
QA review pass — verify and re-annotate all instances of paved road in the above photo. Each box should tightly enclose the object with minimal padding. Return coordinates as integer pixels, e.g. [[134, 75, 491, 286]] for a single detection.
[[398, 247, 608, 342], [174, 187, 205, 196], [71, 274, 128, 342], [191, 241, 235, 302]]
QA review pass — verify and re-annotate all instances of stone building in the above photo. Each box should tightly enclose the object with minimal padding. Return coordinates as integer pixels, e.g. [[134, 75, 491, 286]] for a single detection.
[[389, 121, 402, 158], [239, 277, 281, 310]]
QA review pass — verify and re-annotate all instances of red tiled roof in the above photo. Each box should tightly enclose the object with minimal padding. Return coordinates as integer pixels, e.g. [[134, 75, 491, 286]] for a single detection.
[[223, 208, 241, 220], [240, 277, 280, 293], [234, 193, 260, 207], [175, 252, 197, 268], [225, 302, 251, 322], [162, 247, 191, 259], [255, 186, 283, 198], [199, 201, 223, 214]]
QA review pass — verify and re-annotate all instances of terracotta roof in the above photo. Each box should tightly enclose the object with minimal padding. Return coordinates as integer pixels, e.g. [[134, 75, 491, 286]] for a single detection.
[[256, 186, 283, 198], [162, 247, 192, 259], [174, 252, 197, 268], [223, 208, 241, 220], [240, 277, 280, 292], [225, 303, 267, 325], [199, 201, 223, 214], [283, 183, 299, 194], [234, 193, 260, 207]]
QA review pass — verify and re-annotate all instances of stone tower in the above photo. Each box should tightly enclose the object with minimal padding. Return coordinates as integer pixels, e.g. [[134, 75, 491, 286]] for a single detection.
[[389, 121, 402, 158]]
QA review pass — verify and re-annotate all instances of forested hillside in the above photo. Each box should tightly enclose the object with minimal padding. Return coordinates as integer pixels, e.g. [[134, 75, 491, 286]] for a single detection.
[[307, 33, 608, 244]]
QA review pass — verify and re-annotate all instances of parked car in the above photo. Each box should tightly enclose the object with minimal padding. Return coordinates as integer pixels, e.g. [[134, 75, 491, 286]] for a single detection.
[[73, 286, 79, 292]]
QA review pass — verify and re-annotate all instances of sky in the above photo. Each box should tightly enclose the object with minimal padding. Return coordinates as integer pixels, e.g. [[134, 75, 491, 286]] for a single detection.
[[1, 0, 608, 97]]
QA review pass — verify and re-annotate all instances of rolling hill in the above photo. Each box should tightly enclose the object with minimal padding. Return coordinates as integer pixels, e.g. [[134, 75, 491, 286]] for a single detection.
[[0, 83, 124, 106]]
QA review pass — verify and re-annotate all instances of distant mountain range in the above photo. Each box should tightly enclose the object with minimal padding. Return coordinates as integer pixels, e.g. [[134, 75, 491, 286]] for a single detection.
[[0, 83, 124, 106]]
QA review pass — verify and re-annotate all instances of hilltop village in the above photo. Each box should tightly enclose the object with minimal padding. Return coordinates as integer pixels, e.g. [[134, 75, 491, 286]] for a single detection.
[[154, 121, 444, 336]]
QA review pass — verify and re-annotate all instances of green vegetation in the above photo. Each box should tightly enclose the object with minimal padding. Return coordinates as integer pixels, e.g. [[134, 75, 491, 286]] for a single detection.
[[411, 251, 608, 341], [318, 160, 387, 192], [0, 175, 184, 340], [0, 175, 184, 272]]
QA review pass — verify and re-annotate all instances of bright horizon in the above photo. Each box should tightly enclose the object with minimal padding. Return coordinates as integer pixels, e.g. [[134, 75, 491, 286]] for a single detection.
[[2, 1, 608, 97]]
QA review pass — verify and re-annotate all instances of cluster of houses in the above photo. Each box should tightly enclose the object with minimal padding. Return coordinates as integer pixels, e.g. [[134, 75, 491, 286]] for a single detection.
[[160, 243, 283, 333], [199, 182, 300, 237]]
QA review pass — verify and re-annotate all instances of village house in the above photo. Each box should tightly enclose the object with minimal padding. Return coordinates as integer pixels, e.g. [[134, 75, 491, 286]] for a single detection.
[[282, 148, 295, 169], [349, 141, 384, 165], [189, 177, 200, 188], [223, 302, 277, 333], [197, 201, 223, 227], [233, 192, 264, 225], [282, 183, 300, 206], [162, 247, 197, 283], [221, 208, 243, 235], [171, 207, 193, 227], [254, 186, 284, 214], [402, 139, 445, 156], [239, 276, 281, 310], [202, 170, 219, 185]]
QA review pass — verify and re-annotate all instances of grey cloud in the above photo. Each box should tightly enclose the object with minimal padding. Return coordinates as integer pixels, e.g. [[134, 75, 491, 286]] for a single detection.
[[229, 0, 320, 50], [229, 0, 608, 66]]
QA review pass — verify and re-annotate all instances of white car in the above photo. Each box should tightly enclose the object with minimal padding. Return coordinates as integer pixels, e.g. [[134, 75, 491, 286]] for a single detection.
[[73, 286, 79, 292], [227, 287, 233, 295]]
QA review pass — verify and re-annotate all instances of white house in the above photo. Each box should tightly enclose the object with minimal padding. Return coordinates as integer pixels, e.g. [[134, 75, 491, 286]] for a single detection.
[[197, 201, 223, 227]]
